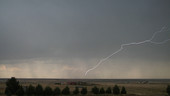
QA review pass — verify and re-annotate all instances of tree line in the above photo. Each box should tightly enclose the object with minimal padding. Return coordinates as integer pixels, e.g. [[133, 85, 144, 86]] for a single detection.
[[5, 77, 127, 96], [4, 77, 170, 96]]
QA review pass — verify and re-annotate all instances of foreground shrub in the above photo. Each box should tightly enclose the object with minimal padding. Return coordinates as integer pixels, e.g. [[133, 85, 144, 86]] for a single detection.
[[121, 86, 127, 94], [26, 84, 35, 96], [5, 87, 12, 96], [5, 77, 20, 95], [91, 86, 99, 94], [35, 84, 43, 95], [81, 87, 87, 95], [113, 85, 120, 95], [167, 85, 170, 95], [106, 87, 112, 94], [44, 86, 53, 96], [54, 87, 61, 95], [73, 87, 79, 95], [99, 87, 105, 94], [62, 86, 70, 95], [16, 85, 24, 96]]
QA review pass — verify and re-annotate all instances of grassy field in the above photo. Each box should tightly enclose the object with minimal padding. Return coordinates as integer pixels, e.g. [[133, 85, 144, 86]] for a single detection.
[[0, 79, 169, 96]]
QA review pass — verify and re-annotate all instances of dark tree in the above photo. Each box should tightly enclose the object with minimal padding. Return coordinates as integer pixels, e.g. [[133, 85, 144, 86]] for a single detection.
[[44, 86, 53, 96], [5, 77, 20, 95], [167, 85, 170, 95], [35, 84, 43, 95], [99, 87, 105, 94], [81, 87, 87, 95], [62, 86, 70, 95], [16, 85, 24, 96], [106, 87, 112, 94], [73, 87, 79, 95], [113, 85, 120, 95], [53, 87, 61, 95], [5, 87, 12, 96], [91, 86, 99, 94], [121, 86, 127, 94], [26, 84, 35, 96]]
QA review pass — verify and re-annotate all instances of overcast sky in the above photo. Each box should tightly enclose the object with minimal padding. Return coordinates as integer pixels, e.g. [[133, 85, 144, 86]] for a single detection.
[[0, 0, 170, 78]]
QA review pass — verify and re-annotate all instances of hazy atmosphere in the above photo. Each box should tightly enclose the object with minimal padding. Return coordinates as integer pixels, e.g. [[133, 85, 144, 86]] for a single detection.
[[0, 0, 170, 78]]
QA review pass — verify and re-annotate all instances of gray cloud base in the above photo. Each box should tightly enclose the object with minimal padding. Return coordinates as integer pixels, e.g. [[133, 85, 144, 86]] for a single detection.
[[0, 0, 170, 78]]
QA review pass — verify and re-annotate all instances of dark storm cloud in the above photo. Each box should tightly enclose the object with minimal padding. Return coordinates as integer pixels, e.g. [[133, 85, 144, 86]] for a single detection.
[[0, 0, 170, 78]]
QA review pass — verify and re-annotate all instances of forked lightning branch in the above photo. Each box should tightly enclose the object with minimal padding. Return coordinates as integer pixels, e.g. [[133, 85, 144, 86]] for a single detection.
[[85, 26, 170, 76]]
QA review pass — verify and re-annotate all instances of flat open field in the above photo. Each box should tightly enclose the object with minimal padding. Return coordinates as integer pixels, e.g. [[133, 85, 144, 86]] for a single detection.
[[0, 79, 170, 96]]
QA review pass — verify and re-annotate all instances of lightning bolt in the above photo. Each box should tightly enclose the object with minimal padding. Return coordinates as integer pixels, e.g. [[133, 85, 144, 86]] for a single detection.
[[85, 26, 170, 76]]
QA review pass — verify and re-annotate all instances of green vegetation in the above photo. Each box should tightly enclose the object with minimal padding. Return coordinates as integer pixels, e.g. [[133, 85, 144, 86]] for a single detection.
[[62, 86, 70, 95], [53, 87, 61, 95], [99, 87, 105, 94], [5, 77, 20, 96], [91, 86, 99, 94], [113, 85, 120, 95], [73, 87, 79, 95], [44, 86, 53, 96], [121, 86, 127, 94], [26, 84, 35, 96], [10, 77, 170, 96], [3, 77, 130, 96], [16, 85, 24, 96], [167, 85, 170, 96], [81, 87, 87, 95], [3, 78, 169, 96], [35, 84, 43, 95], [106, 87, 112, 94]]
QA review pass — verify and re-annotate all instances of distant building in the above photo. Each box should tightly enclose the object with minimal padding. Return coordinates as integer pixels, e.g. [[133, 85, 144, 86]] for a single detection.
[[67, 82, 77, 85], [66, 81, 87, 85]]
